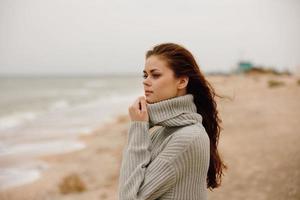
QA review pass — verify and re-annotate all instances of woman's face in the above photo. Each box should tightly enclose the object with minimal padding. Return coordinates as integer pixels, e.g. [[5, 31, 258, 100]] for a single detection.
[[143, 55, 188, 104]]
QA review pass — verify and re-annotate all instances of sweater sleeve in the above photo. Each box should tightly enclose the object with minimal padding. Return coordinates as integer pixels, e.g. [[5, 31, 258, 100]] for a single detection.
[[118, 121, 176, 200]]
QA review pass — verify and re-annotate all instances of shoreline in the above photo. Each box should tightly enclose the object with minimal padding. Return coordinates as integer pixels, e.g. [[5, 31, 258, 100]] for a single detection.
[[0, 74, 299, 200], [0, 114, 130, 198]]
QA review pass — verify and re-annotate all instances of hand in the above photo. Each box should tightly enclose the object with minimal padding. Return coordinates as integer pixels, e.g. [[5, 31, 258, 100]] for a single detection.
[[128, 96, 149, 122]]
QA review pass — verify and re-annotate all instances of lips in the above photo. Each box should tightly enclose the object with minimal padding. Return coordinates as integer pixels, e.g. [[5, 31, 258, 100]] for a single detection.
[[145, 90, 153, 93], [145, 90, 153, 96]]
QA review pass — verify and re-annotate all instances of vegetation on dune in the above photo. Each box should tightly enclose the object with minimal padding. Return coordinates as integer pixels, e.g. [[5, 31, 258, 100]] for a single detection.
[[59, 173, 86, 194], [268, 80, 285, 88]]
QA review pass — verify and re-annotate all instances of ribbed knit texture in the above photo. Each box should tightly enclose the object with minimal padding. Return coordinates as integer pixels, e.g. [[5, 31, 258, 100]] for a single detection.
[[118, 94, 210, 200]]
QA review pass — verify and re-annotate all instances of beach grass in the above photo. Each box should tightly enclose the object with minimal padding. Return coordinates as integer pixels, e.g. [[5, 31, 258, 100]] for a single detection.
[[268, 79, 285, 88], [58, 173, 86, 194]]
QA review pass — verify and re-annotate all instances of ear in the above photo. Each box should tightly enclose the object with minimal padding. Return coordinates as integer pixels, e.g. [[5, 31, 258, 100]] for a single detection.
[[177, 76, 189, 89]]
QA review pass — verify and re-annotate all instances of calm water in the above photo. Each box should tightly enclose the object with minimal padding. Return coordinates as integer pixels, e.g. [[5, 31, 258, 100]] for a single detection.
[[0, 75, 143, 190]]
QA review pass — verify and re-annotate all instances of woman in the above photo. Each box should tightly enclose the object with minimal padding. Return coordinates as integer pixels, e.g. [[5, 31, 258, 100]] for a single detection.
[[118, 43, 227, 200]]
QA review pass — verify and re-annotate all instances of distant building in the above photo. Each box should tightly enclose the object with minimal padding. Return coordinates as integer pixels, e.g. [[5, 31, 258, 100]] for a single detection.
[[234, 61, 291, 75], [237, 61, 253, 73]]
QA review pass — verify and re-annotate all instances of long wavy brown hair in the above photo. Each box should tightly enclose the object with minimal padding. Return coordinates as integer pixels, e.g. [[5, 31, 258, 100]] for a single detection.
[[146, 42, 227, 190]]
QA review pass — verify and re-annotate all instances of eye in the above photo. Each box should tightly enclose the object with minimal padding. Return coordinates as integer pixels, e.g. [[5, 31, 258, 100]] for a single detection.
[[142, 74, 160, 79], [152, 74, 160, 78]]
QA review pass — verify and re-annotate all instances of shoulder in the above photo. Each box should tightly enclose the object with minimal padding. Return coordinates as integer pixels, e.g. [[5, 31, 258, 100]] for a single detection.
[[157, 123, 210, 162], [172, 123, 209, 145]]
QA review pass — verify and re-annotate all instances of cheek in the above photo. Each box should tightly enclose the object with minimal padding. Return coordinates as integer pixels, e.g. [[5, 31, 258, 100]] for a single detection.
[[154, 77, 177, 92], [153, 77, 169, 88], [146, 78, 177, 103]]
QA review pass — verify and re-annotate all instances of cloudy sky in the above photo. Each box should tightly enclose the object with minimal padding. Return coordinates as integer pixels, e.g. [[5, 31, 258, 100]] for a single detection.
[[0, 0, 299, 76]]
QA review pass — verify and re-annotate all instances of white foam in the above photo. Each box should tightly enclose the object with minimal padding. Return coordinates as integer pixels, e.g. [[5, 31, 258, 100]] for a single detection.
[[0, 112, 38, 131], [0, 140, 86, 157], [0, 161, 48, 190], [49, 99, 70, 111], [76, 127, 94, 135]]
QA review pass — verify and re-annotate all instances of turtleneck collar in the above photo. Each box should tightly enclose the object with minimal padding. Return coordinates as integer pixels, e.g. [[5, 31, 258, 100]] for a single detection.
[[146, 94, 202, 128]]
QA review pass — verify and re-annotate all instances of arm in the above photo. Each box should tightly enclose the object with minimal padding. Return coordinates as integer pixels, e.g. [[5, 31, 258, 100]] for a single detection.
[[118, 121, 176, 200]]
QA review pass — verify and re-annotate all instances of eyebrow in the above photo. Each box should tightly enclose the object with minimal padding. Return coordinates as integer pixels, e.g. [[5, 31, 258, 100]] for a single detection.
[[143, 69, 160, 73]]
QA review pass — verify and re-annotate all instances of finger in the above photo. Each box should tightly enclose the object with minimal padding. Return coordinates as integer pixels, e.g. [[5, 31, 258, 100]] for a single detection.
[[140, 97, 147, 112], [129, 98, 139, 111], [132, 97, 140, 109]]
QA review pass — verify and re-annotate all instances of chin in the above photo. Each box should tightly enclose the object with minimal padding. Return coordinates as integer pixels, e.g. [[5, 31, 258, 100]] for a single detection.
[[145, 97, 156, 104], [145, 98, 152, 104]]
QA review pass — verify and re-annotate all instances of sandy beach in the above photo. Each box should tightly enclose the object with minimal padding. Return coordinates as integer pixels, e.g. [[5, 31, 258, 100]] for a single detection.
[[0, 74, 299, 200]]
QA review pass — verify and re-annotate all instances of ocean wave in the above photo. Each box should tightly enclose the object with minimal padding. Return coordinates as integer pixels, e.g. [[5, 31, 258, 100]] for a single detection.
[[0, 140, 86, 156], [84, 80, 107, 88], [0, 161, 48, 190], [0, 112, 38, 131], [49, 99, 70, 111], [65, 89, 91, 96]]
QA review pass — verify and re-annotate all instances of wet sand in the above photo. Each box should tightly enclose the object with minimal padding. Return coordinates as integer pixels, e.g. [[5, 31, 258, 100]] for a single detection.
[[0, 74, 299, 200]]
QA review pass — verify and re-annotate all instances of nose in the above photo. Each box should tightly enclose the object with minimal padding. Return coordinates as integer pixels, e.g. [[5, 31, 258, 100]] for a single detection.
[[143, 76, 151, 86]]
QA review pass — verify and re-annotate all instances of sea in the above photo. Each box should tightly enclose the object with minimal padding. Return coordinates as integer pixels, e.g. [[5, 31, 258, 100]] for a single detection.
[[0, 75, 143, 190]]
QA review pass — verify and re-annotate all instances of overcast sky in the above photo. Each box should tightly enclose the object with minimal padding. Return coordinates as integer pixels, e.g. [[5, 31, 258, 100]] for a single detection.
[[0, 0, 299, 76]]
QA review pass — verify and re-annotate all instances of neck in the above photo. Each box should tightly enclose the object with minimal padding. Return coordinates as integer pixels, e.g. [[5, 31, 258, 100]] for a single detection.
[[146, 94, 202, 127]]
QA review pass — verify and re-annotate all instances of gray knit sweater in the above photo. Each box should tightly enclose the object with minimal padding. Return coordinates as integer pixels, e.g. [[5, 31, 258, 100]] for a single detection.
[[118, 94, 210, 200]]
